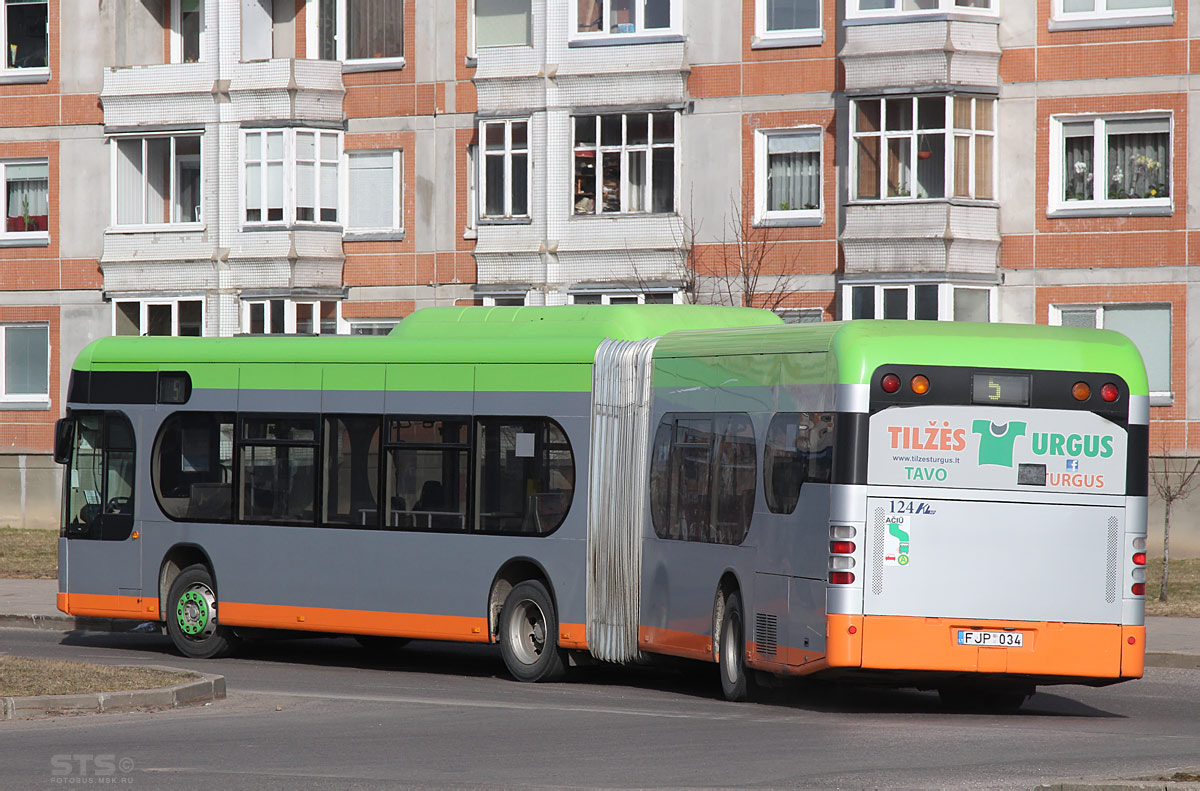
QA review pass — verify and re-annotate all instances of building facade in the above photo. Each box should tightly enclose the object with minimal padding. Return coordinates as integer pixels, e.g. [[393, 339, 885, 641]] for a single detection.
[[0, 0, 1197, 551]]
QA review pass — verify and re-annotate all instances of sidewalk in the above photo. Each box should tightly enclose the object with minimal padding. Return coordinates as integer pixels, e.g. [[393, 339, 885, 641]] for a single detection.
[[0, 578, 1196, 666]]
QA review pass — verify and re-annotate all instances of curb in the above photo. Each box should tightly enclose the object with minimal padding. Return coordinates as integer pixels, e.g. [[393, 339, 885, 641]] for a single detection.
[[1144, 652, 1200, 670], [0, 613, 158, 633], [1036, 783, 1200, 790], [0, 666, 224, 720]]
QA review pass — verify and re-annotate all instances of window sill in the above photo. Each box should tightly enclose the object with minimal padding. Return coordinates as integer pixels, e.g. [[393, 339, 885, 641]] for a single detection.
[[0, 232, 49, 247], [241, 222, 344, 231], [568, 33, 685, 48], [1046, 202, 1172, 219], [479, 217, 533, 226], [843, 12, 998, 26], [463, 227, 478, 240], [0, 397, 51, 411], [342, 57, 406, 74], [754, 214, 822, 228], [107, 223, 206, 234], [751, 31, 824, 49], [0, 67, 50, 85], [570, 211, 677, 219], [1048, 13, 1174, 32], [343, 229, 406, 242], [846, 198, 1000, 207]]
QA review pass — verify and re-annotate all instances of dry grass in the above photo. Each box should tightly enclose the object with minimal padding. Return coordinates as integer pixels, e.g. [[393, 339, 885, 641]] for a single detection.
[[0, 527, 58, 579], [1144, 557, 1200, 618], [0, 656, 194, 698]]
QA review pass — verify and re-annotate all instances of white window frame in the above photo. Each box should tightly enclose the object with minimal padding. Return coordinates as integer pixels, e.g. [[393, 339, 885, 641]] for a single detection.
[[478, 119, 530, 221], [109, 133, 204, 229], [481, 294, 527, 307], [569, 291, 680, 305], [841, 282, 997, 322], [241, 298, 348, 335], [0, 322, 50, 406], [754, 127, 823, 225], [0, 158, 49, 243], [569, 0, 682, 43], [1048, 113, 1172, 216], [754, 0, 823, 46], [850, 95, 995, 203], [1050, 0, 1173, 28], [0, 0, 49, 77], [573, 111, 678, 216], [313, 0, 406, 69], [169, 0, 205, 64], [344, 149, 402, 233], [465, 143, 478, 237], [1049, 303, 1173, 403], [241, 128, 342, 227], [845, 0, 996, 21], [112, 298, 205, 337]]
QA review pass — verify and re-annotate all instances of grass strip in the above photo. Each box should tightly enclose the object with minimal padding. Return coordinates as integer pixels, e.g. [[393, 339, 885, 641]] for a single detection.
[[1145, 557, 1200, 617], [0, 527, 58, 579], [0, 656, 194, 698]]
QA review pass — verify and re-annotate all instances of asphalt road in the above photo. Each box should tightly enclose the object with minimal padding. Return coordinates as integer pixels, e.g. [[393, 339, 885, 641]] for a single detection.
[[2, 627, 1198, 790]]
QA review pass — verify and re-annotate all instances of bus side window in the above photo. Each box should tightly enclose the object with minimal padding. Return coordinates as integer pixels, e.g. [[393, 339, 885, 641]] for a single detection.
[[323, 415, 381, 528], [474, 417, 574, 535], [384, 417, 469, 532], [239, 416, 318, 524], [763, 412, 836, 515], [153, 412, 235, 522]]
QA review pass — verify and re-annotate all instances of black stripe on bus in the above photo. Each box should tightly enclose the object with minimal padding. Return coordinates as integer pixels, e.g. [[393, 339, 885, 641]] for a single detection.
[[1126, 423, 1148, 498], [86, 371, 158, 405], [833, 413, 869, 486]]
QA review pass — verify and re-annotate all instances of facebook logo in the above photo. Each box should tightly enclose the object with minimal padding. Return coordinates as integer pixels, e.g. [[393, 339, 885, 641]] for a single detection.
[[1066, 459, 1079, 472]]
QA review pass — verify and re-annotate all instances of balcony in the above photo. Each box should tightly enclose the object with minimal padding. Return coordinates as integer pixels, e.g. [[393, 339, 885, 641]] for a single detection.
[[841, 202, 999, 276]]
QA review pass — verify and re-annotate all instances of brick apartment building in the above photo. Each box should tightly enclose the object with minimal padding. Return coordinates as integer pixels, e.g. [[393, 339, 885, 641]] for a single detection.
[[0, 1, 1196, 551]]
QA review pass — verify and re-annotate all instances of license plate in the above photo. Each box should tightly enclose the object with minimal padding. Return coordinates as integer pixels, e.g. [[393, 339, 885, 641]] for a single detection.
[[957, 630, 1023, 647]]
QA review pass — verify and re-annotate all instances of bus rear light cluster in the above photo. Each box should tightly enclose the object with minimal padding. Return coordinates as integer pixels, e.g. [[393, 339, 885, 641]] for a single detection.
[[830, 540, 856, 555], [829, 556, 855, 571], [880, 372, 930, 395], [1072, 381, 1121, 402], [1131, 583, 1146, 596], [830, 525, 857, 540], [828, 571, 855, 585], [1132, 552, 1146, 566]]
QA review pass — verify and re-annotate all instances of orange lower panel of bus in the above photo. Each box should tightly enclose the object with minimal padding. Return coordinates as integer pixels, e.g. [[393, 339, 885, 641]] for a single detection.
[[834, 614, 1144, 680]]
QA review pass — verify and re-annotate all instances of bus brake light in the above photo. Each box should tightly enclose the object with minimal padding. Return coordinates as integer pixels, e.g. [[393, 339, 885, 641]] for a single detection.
[[1131, 583, 1145, 596], [881, 373, 900, 393], [1132, 552, 1146, 566], [830, 541, 856, 555], [1101, 383, 1119, 402], [910, 375, 930, 395], [829, 571, 855, 585], [1071, 382, 1091, 401]]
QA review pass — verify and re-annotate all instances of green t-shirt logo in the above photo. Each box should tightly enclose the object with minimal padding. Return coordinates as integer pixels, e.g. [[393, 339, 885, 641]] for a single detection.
[[972, 420, 1027, 467]]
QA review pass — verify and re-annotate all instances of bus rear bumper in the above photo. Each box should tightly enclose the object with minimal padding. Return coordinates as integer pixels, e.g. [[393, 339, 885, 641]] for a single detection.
[[825, 614, 1144, 680]]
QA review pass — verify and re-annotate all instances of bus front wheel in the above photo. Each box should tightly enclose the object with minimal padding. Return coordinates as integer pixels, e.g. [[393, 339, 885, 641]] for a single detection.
[[719, 591, 754, 702], [165, 564, 241, 659], [499, 580, 566, 683]]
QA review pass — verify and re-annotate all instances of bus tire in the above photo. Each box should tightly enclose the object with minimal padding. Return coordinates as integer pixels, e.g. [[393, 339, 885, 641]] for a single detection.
[[719, 591, 754, 702], [165, 564, 241, 659], [499, 580, 566, 683]]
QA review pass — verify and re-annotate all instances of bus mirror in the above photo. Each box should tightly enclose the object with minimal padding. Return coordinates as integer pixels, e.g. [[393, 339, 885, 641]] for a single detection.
[[53, 418, 73, 465]]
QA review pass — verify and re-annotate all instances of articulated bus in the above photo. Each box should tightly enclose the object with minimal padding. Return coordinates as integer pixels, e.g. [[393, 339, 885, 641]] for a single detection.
[[55, 306, 1148, 707]]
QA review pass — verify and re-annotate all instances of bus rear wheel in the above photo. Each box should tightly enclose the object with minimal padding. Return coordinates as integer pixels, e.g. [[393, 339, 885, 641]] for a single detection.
[[166, 564, 241, 659], [719, 591, 754, 702], [499, 580, 565, 683]]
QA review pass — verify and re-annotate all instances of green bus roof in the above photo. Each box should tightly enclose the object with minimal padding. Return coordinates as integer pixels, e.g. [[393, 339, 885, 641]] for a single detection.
[[653, 320, 1150, 395], [73, 305, 783, 369]]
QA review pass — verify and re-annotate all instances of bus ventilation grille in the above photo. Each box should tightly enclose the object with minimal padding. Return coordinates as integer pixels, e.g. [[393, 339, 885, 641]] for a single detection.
[[1105, 516, 1120, 604], [755, 613, 778, 658], [872, 507, 885, 596]]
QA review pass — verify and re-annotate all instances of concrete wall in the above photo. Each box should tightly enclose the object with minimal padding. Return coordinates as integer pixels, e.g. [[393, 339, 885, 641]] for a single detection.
[[0, 455, 59, 530]]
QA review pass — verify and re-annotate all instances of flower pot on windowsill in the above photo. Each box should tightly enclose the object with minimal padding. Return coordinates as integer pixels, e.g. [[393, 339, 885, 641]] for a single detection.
[[917, 151, 932, 160]]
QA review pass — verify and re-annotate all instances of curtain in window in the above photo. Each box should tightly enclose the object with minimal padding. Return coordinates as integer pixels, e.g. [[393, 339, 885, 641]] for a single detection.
[[577, 0, 602, 31], [348, 0, 404, 60], [4, 325, 48, 395], [766, 134, 819, 211], [349, 152, 394, 229], [476, 0, 531, 47], [318, 0, 337, 59], [1106, 120, 1168, 200], [4, 162, 47, 230], [1062, 123, 1093, 201]]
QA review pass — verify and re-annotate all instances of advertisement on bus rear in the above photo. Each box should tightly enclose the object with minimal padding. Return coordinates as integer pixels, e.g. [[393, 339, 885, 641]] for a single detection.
[[867, 405, 1127, 494]]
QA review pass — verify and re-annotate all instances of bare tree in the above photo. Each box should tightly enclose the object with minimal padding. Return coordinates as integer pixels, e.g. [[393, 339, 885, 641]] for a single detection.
[[1149, 449, 1200, 601], [709, 193, 795, 311]]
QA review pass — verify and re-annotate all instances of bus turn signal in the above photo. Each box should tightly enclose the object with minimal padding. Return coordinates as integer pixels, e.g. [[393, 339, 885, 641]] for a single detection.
[[1072, 382, 1091, 401], [910, 375, 930, 395]]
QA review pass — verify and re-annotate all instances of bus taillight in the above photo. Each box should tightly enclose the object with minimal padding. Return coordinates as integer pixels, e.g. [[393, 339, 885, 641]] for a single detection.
[[1132, 552, 1146, 566], [1101, 383, 1119, 402], [881, 373, 901, 393], [830, 540, 856, 555], [829, 572, 855, 585], [1131, 583, 1145, 596]]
